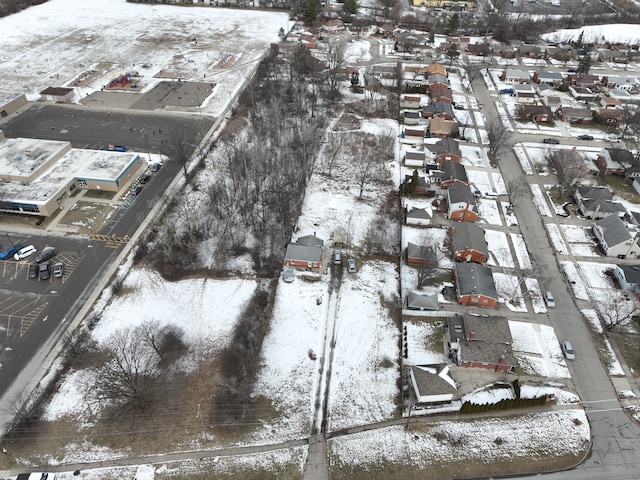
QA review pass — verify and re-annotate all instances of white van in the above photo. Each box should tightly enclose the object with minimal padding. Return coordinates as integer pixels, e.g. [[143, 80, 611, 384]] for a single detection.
[[14, 245, 37, 261]]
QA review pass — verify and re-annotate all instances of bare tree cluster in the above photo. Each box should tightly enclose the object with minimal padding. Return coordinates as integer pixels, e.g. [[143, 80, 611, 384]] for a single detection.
[[0, 0, 47, 17], [89, 321, 187, 417], [598, 290, 640, 332], [486, 118, 510, 160], [546, 150, 589, 196]]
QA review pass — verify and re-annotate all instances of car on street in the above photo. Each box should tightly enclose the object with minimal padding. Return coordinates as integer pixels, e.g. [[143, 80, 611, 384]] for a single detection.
[[53, 262, 64, 278], [453, 104, 465, 110], [0, 244, 23, 260], [477, 101, 484, 109], [347, 258, 356, 273], [606, 135, 621, 142], [39, 261, 51, 281], [333, 250, 343, 265], [139, 174, 151, 184], [542, 138, 560, 144], [499, 88, 514, 94], [28, 263, 39, 279], [34, 246, 56, 264], [544, 291, 555, 308], [150, 162, 161, 172], [14, 245, 37, 261], [577, 134, 593, 141], [105, 144, 127, 152], [131, 184, 143, 196], [561, 340, 576, 360]]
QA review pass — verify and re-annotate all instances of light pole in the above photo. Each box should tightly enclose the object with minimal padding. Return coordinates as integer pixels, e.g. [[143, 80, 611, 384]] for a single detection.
[[141, 130, 152, 162], [5, 233, 15, 248]]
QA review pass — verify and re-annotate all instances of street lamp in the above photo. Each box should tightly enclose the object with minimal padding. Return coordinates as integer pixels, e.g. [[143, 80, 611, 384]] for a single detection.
[[141, 130, 152, 162]]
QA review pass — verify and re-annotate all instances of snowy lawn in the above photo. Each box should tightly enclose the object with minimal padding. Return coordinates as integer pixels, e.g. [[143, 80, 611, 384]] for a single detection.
[[509, 321, 571, 379], [404, 319, 447, 366], [485, 229, 515, 268], [493, 272, 527, 312]]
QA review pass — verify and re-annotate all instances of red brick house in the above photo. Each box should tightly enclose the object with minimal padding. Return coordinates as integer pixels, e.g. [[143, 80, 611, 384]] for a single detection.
[[454, 262, 498, 307], [447, 183, 477, 222], [450, 222, 488, 263], [284, 234, 323, 269]]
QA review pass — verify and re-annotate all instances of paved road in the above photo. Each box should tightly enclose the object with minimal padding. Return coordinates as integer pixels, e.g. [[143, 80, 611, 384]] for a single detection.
[[471, 73, 640, 479]]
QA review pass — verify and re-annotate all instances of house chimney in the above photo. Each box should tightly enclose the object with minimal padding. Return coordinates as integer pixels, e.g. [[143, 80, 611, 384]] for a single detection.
[[498, 354, 505, 364], [468, 331, 475, 341]]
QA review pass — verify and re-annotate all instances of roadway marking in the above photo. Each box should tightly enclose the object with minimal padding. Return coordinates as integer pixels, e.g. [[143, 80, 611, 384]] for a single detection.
[[90, 234, 129, 247]]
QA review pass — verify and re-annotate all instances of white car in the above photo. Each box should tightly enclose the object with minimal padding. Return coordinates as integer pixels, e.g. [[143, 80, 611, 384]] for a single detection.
[[544, 291, 555, 308], [14, 245, 37, 261], [283, 268, 294, 283], [561, 341, 576, 360]]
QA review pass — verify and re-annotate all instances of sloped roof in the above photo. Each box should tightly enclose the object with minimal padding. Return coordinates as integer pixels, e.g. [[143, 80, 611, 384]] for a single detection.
[[617, 264, 640, 285], [577, 186, 613, 201], [451, 222, 488, 255], [441, 160, 468, 183], [406, 207, 432, 219], [582, 198, 626, 215], [407, 242, 434, 260], [410, 364, 457, 399], [407, 289, 439, 310], [297, 234, 324, 247], [284, 243, 322, 263], [447, 182, 475, 205], [426, 138, 462, 158], [455, 262, 497, 299], [595, 214, 632, 247]]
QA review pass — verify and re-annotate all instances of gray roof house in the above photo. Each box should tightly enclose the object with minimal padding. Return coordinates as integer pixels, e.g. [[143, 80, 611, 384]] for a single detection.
[[450, 221, 488, 263], [454, 262, 498, 307], [593, 215, 640, 258], [580, 198, 627, 220], [284, 234, 324, 269], [409, 364, 457, 404], [406, 288, 440, 311], [612, 264, 640, 293]]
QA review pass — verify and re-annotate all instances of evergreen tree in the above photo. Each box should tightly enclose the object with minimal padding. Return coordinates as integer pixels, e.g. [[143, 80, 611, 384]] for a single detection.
[[303, 0, 317, 26], [577, 54, 591, 74], [447, 13, 459, 35], [573, 31, 585, 50], [343, 0, 359, 15]]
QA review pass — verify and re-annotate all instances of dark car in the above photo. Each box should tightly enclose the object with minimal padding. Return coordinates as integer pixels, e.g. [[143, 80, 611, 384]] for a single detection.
[[139, 174, 151, 184], [105, 144, 127, 152], [577, 134, 594, 141], [150, 162, 161, 172], [39, 262, 51, 281], [543, 138, 560, 144], [28, 263, 39, 279], [0, 244, 23, 260], [131, 185, 143, 196], [34, 246, 56, 264], [453, 104, 465, 110], [499, 88, 514, 94]]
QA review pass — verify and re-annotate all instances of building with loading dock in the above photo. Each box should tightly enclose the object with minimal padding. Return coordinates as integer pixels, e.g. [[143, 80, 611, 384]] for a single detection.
[[0, 131, 146, 216]]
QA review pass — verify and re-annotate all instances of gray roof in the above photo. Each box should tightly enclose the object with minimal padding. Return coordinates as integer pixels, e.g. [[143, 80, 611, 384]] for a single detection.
[[441, 160, 468, 183], [410, 365, 457, 397], [451, 222, 488, 255], [405, 150, 425, 161], [577, 186, 614, 201], [447, 182, 476, 205], [297, 235, 324, 247], [617, 264, 640, 285], [406, 207, 432, 219], [425, 138, 462, 158], [454, 262, 497, 299], [605, 148, 635, 164], [537, 70, 564, 81], [595, 215, 631, 247], [450, 315, 517, 368], [284, 243, 321, 263], [407, 289, 439, 310], [582, 198, 626, 216], [428, 73, 448, 84], [407, 242, 434, 260], [422, 102, 454, 116]]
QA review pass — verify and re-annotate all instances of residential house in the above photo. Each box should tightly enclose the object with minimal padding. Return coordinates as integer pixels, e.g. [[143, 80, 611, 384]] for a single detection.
[[406, 242, 436, 266], [450, 222, 488, 263], [627, 211, 640, 226], [593, 215, 640, 258], [573, 74, 600, 88], [425, 63, 447, 77], [401, 125, 427, 142], [502, 69, 530, 84], [493, 44, 515, 58], [372, 64, 398, 80], [401, 94, 423, 109], [597, 148, 635, 176], [514, 84, 536, 104], [569, 86, 597, 102], [546, 46, 573, 62], [428, 73, 448, 86], [533, 70, 564, 86], [555, 106, 592, 124], [447, 182, 477, 222], [448, 315, 517, 372], [284, 234, 324, 269], [466, 43, 490, 56], [411, 0, 477, 8], [405, 149, 426, 167], [405, 205, 433, 226], [403, 110, 423, 125], [426, 138, 462, 164], [515, 104, 554, 123], [406, 288, 439, 311], [597, 48, 629, 63], [429, 84, 453, 104], [600, 96, 622, 109], [593, 108, 624, 126], [422, 102, 455, 120], [428, 116, 458, 138], [432, 160, 468, 189], [404, 173, 430, 194], [518, 44, 543, 59], [453, 263, 498, 307], [575, 186, 614, 205], [612, 264, 640, 293], [408, 364, 457, 406], [580, 198, 626, 220]]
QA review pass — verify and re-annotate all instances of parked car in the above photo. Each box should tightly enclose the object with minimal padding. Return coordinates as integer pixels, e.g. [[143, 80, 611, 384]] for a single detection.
[[542, 138, 560, 144], [333, 250, 343, 265], [14, 245, 37, 261], [39, 262, 51, 281], [347, 258, 356, 273], [561, 340, 576, 360], [53, 262, 64, 278], [453, 104, 465, 110], [131, 185, 143, 196], [0, 244, 23, 260], [477, 101, 484, 109], [499, 88, 514, 94], [139, 174, 151, 184], [283, 268, 294, 283], [34, 246, 56, 264], [544, 291, 555, 308], [606, 135, 621, 142], [28, 263, 39, 279], [105, 144, 127, 152], [577, 134, 593, 141], [150, 162, 161, 172]]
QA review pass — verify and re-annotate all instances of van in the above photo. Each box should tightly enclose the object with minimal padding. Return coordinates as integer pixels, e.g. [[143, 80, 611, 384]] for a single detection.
[[561, 341, 575, 360], [544, 291, 555, 308], [14, 245, 37, 261]]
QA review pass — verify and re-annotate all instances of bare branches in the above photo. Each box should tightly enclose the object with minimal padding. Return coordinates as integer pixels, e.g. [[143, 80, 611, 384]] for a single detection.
[[546, 150, 588, 196], [487, 118, 510, 160]]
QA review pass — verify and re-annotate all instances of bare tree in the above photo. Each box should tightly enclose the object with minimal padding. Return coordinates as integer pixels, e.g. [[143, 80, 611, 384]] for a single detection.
[[415, 231, 446, 288], [162, 127, 200, 175], [598, 290, 640, 332], [547, 150, 588, 196], [507, 177, 530, 208], [324, 37, 349, 98], [325, 131, 344, 177], [486, 118, 510, 160]]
